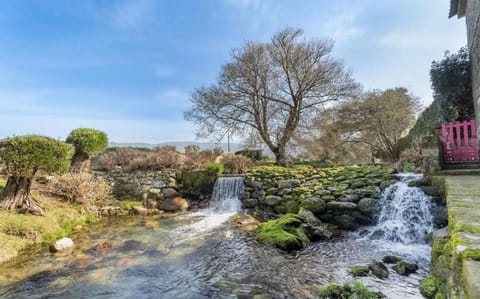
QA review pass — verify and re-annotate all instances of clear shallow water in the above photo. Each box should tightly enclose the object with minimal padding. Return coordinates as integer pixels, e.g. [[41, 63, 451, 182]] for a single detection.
[[0, 174, 434, 299]]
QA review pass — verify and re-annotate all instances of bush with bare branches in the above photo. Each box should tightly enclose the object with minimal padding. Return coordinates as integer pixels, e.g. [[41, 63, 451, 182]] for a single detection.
[[221, 154, 252, 174], [51, 172, 111, 204]]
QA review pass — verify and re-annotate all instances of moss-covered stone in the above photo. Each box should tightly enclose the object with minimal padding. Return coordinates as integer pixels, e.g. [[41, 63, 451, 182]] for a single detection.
[[285, 200, 299, 214], [419, 276, 439, 299], [315, 282, 385, 299], [350, 265, 370, 277], [256, 214, 309, 251], [300, 197, 326, 214], [380, 180, 397, 189]]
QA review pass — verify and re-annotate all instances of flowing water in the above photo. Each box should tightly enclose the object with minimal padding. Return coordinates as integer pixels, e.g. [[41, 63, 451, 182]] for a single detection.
[[0, 174, 437, 298]]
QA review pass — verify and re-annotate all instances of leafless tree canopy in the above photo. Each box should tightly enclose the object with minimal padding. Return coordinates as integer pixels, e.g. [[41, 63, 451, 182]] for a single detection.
[[185, 28, 357, 165]]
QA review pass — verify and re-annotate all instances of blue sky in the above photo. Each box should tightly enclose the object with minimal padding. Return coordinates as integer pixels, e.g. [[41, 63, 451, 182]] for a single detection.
[[0, 0, 467, 143]]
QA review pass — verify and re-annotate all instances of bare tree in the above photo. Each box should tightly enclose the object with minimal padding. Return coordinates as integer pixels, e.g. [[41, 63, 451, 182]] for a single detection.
[[185, 28, 357, 166]]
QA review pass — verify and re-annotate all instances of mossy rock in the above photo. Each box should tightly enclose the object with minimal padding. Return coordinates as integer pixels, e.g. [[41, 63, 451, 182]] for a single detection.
[[334, 214, 355, 230], [350, 265, 370, 277], [321, 195, 336, 202], [419, 276, 439, 299], [274, 204, 286, 214], [350, 181, 366, 189], [256, 214, 309, 251], [285, 200, 299, 214], [315, 282, 385, 299], [380, 180, 397, 189], [300, 197, 326, 214]]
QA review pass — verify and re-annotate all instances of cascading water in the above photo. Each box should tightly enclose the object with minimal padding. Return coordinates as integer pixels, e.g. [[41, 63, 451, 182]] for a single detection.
[[365, 173, 434, 245], [171, 176, 245, 244], [207, 176, 245, 213]]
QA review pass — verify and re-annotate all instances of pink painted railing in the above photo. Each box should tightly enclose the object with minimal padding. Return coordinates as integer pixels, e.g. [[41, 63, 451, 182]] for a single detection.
[[441, 119, 479, 163]]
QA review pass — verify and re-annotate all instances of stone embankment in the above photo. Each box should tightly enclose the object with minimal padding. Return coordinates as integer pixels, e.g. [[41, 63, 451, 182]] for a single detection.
[[425, 176, 480, 298]]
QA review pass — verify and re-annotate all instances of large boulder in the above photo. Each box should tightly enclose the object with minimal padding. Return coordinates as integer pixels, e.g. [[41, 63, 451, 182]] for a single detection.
[[277, 179, 301, 189], [256, 214, 309, 251], [251, 190, 266, 199], [300, 197, 326, 214], [357, 198, 377, 213], [159, 197, 189, 212], [265, 195, 284, 207], [298, 208, 333, 240], [49, 237, 74, 253], [162, 188, 180, 199], [327, 201, 357, 211], [242, 198, 259, 208]]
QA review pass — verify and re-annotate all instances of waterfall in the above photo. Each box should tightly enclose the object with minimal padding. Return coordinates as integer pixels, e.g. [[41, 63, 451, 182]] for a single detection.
[[170, 176, 245, 245], [365, 173, 434, 244], [208, 176, 245, 213]]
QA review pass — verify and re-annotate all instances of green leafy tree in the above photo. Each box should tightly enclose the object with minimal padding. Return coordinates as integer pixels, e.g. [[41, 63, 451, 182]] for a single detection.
[[185, 28, 357, 166], [0, 135, 73, 215], [430, 46, 474, 122], [66, 128, 108, 171]]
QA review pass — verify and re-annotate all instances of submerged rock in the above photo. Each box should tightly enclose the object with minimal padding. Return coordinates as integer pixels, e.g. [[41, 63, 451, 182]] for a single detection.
[[393, 261, 418, 276], [382, 255, 402, 264], [368, 261, 389, 279], [49, 237, 74, 253], [119, 240, 147, 252], [350, 265, 370, 277], [85, 242, 113, 256], [229, 213, 260, 231]]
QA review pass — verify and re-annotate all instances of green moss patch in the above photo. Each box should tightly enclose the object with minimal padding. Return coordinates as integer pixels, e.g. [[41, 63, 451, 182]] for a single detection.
[[256, 213, 309, 251], [315, 281, 385, 299]]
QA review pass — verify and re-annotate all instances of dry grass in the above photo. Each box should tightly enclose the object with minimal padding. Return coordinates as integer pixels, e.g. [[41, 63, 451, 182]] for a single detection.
[[0, 180, 99, 264]]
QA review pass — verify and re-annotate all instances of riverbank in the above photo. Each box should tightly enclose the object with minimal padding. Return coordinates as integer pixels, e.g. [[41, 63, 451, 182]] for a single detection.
[[423, 175, 480, 298]]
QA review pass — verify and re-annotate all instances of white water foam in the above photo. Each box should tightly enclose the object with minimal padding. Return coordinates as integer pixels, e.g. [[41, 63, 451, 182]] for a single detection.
[[170, 176, 244, 245]]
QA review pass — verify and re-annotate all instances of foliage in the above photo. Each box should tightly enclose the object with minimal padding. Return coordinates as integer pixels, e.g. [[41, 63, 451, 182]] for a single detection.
[[221, 154, 253, 174], [185, 28, 357, 165], [50, 172, 111, 204], [179, 169, 218, 196], [299, 87, 418, 164], [205, 163, 224, 175], [0, 135, 73, 178], [66, 128, 108, 161], [430, 46, 473, 122], [315, 281, 385, 299]]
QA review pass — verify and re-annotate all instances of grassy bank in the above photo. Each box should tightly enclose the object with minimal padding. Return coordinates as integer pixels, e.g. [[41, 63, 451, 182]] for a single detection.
[[0, 179, 99, 264]]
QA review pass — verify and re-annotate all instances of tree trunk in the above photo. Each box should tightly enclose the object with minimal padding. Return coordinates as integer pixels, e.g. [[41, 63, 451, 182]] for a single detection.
[[273, 147, 289, 167], [0, 176, 45, 216], [71, 155, 90, 172]]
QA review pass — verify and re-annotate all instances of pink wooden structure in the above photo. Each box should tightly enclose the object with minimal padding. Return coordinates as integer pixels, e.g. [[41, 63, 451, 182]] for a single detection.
[[441, 119, 479, 163]]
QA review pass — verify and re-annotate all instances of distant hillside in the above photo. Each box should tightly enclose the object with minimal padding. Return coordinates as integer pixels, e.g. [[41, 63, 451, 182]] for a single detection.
[[108, 141, 243, 153]]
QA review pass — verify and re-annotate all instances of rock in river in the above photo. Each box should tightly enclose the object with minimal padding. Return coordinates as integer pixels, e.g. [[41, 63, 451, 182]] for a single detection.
[[49, 237, 74, 253]]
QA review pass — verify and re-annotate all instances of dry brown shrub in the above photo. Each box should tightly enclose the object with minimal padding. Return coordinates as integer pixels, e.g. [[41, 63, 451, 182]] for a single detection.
[[221, 154, 252, 174], [96, 148, 145, 170], [183, 145, 223, 170], [52, 172, 111, 204]]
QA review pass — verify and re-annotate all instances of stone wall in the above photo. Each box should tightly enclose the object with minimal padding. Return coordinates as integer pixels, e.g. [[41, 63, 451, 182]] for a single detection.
[[240, 165, 397, 230], [94, 168, 217, 211], [95, 169, 178, 202], [465, 0, 480, 138]]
